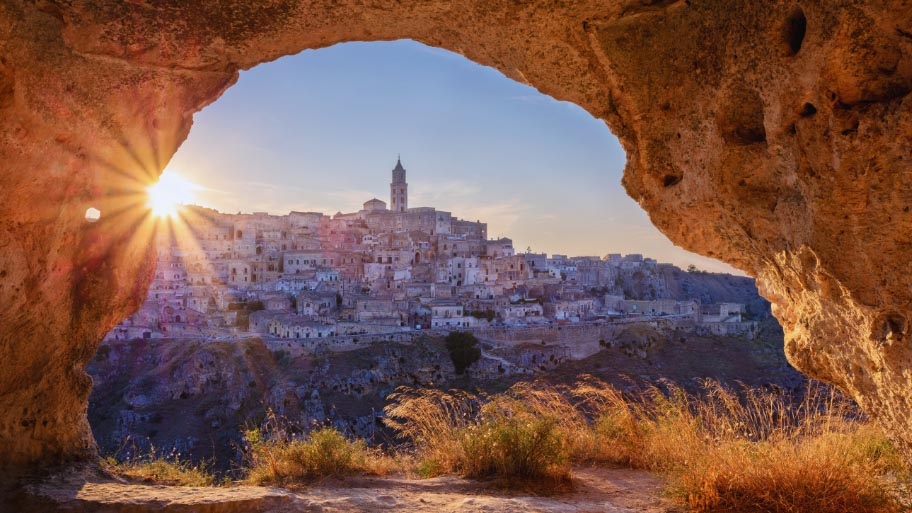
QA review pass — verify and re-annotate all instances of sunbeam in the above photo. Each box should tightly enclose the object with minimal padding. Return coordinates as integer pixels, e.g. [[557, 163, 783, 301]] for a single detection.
[[147, 170, 201, 218]]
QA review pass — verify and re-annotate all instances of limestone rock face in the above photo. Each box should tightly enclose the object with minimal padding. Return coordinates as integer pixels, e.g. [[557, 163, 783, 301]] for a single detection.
[[0, 0, 910, 469]]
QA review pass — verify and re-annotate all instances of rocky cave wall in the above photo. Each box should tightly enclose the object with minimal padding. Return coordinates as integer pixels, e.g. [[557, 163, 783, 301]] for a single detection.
[[0, 0, 910, 470]]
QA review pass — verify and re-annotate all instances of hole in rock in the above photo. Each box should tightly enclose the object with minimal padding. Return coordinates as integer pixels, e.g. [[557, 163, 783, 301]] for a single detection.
[[89, 40, 774, 478], [783, 8, 807, 56], [663, 174, 682, 187], [799, 102, 817, 117], [85, 207, 101, 222], [877, 312, 908, 346]]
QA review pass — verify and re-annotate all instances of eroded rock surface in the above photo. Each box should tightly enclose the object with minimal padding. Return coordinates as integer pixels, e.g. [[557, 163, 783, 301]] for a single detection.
[[0, 0, 911, 471]]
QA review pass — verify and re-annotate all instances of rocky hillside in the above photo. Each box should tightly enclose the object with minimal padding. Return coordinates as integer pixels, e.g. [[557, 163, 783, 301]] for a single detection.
[[658, 265, 771, 318], [88, 319, 797, 473], [603, 264, 771, 320]]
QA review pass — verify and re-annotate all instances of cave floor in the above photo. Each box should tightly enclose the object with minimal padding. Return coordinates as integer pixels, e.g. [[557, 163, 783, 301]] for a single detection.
[[21, 466, 675, 512]]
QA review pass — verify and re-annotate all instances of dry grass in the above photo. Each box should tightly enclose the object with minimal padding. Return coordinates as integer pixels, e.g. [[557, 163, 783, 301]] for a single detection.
[[589, 380, 907, 513], [385, 386, 572, 483], [103, 452, 216, 487], [242, 413, 402, 485], [385, 377, 908, 512], [672, 426, 904, 513]]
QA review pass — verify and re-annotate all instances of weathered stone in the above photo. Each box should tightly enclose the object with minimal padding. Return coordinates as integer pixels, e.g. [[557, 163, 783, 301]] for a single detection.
[[0, 0, 911, 472], [16, 464, 309, 512]]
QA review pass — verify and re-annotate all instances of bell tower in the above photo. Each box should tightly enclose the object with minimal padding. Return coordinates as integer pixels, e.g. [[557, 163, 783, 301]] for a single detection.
[[390, 156, 408, 213]]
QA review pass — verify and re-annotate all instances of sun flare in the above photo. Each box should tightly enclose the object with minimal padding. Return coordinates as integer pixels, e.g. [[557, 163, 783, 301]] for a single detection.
[[146, 171, 200, 218]]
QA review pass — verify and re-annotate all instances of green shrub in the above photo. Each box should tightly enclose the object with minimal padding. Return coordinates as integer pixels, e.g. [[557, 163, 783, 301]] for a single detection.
[[444, 331, 481, 375]]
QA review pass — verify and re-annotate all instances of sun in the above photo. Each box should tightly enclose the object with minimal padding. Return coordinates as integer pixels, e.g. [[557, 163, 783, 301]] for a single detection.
[[146, 170, 200, 218]]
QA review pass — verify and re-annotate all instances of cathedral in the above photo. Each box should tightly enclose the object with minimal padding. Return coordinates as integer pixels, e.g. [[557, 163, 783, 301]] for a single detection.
[[345, 157, 487, 241]]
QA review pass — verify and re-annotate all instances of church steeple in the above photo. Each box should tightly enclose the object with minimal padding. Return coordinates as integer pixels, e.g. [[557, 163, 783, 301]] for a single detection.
[[391, 156, 408, 213]]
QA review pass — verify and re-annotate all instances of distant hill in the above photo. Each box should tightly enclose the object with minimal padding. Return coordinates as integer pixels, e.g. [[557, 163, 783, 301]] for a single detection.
[[658, 264, 771, 319]]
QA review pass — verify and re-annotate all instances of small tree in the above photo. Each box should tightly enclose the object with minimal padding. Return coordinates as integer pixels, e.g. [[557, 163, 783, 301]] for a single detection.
[[444, 331, 481, 375], [469, 310, 495, 322]]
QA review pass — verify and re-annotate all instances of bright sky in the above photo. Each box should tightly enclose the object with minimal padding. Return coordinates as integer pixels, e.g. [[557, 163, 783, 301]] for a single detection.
[[167, 39, 740, 275]]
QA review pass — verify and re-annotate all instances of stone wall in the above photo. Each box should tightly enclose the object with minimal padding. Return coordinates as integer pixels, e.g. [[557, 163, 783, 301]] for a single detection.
[[263, 331, 428, 356]]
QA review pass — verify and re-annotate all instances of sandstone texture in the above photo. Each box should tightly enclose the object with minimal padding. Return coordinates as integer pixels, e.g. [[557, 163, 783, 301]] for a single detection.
[[0, 0, 911, 471]]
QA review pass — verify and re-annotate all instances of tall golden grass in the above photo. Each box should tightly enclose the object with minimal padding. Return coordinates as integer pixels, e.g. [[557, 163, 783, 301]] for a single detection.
[[385, 377, 907, 512], [385, 385, 575, 482]]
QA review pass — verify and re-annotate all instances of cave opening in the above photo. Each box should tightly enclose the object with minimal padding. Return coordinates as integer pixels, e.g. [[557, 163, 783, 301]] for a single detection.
[[3, 5, 912, 510], [87, 39, 755, 472]]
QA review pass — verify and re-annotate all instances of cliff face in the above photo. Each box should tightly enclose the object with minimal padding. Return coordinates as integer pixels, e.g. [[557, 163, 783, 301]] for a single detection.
[[1, 0, 911, 469], [87, 323, 796, 471], [86, 336, 571, 470]]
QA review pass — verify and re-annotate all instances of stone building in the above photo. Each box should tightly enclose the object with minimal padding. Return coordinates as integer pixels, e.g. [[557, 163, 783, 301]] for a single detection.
[[390, 157, 408, 213], [430, 301, 474, 328]]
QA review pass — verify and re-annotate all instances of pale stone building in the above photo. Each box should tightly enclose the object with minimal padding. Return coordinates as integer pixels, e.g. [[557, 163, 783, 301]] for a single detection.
[[699, 303, 744, 322], [390, 157, 408, 213], [430, 301, 474, 328], [501, 302, 544, 323]]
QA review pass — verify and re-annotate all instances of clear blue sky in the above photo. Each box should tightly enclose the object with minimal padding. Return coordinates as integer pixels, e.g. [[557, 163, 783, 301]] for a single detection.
[[168, 39, 738, 274]]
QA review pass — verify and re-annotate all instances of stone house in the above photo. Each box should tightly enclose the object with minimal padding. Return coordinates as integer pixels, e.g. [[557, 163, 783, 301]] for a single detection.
[[430, 301, 474, 328]]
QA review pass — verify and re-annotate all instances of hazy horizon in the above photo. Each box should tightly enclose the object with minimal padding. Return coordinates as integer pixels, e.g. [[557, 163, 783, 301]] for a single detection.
[[166, 39, 743, 275]]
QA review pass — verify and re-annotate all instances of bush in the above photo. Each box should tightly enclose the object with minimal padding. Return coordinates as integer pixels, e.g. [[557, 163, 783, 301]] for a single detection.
[[469, 310, 495, 322], [444, 331, 481, 375], [243, 413, 399, 484], [385, 385, 571, 483], [103, 450, 215, 487], [458, 412, 568, 481], [245, 427, 359, 483]]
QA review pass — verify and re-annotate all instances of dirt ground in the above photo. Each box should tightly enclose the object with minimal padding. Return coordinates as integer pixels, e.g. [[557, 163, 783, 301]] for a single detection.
[[22, 466, 676, 512]]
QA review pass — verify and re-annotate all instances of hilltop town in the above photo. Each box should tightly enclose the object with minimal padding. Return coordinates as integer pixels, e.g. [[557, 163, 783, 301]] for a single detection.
[[107, 158, 758, 346]]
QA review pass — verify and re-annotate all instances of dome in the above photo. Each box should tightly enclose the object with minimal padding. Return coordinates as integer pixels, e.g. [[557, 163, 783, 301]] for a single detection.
[[363, 198, 387, 211]]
